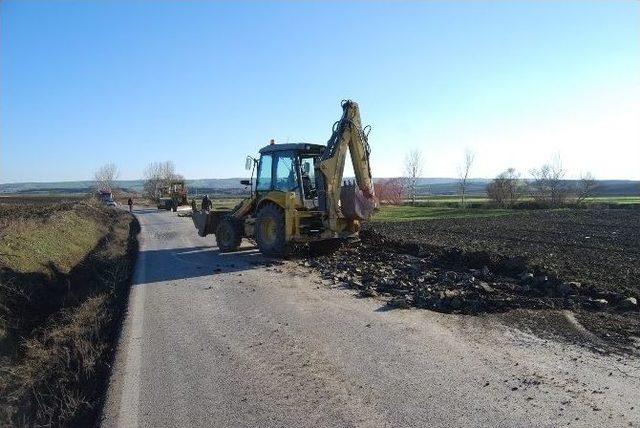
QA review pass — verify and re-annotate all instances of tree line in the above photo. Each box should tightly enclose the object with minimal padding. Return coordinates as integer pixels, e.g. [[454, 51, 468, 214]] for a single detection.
[[93, 161, 184, 201], [94, 153, 604, 208], [486, 157, 597, 207], [375, 150, 600, 208]]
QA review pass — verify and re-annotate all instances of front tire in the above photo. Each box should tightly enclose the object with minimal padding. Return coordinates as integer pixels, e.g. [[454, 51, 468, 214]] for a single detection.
[[216, 216, 243, 252], [256, 204, 287, 257]]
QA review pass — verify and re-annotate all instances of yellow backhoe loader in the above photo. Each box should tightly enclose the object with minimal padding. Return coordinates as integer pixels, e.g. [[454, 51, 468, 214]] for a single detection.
[[192, 100, 377, 256]]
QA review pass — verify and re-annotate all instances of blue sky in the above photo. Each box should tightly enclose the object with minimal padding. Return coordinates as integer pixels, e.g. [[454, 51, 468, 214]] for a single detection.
[[1, 1, 639, 183]]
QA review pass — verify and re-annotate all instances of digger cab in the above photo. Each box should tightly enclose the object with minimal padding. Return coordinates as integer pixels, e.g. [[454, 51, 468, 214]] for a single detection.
[[253, 143, 325, 209]]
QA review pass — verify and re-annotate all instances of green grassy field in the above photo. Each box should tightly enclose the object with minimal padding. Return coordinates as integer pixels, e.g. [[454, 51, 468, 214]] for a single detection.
[[372, 205, 514, 222], [0, 209, 105, 274], [212, 198, 243, 209], [584, 196, 640, 205], [204, 194, 638, 223], [412, 195, 489, 204], [412, 195, 640, 206]]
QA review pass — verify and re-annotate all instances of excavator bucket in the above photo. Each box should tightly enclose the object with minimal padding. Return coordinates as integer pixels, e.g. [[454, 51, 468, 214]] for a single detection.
[[192, 209, 231, 237], [340, 182, 377, 221]]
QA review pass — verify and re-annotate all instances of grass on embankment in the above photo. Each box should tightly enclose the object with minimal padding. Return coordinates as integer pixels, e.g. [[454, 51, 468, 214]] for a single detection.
[[0, 208, 106, 274], [0, 201, 139, 427]]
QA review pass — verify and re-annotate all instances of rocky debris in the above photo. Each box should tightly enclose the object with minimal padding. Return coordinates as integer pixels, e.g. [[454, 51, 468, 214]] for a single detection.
[[387, 295, 411, 309], [618, 297, 637, 311], [590, 299, 609, 310], [364, 209, 640, 303], [300, 237, 639, 317], [520, 272, 534, 282], [297, 210, 640, 352], [359, 287, 378, 298], [557, 281, 581, 296]]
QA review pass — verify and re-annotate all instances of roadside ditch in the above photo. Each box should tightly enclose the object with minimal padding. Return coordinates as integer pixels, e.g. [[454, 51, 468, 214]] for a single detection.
[[0, 201, 140, 427]]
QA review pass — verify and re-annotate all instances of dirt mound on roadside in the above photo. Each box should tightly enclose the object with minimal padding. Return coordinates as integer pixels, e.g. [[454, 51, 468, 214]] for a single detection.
[[303, 209, 639, 353]]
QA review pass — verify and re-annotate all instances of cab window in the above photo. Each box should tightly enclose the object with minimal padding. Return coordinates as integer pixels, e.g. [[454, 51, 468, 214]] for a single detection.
[[256, 154, 273, 191], [300, 156, 316, 198], [273, 153, 298, 192]]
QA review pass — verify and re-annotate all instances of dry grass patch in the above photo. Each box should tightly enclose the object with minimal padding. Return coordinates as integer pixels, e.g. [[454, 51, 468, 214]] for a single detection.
[[0, 201, 139, 426]]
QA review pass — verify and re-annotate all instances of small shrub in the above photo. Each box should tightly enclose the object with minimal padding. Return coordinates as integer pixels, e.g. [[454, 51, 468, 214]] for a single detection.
[[486, 168, 523, 207]]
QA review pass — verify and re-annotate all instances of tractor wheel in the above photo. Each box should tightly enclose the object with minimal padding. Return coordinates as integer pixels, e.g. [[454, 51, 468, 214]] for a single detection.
[[256, 203, 287, 257], [215, 216, 243, 252]]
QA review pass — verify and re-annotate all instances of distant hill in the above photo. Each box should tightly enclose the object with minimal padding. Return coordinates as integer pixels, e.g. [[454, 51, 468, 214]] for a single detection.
[[413, 179, 639, 196], [0, 179, 249, 197], [414, 179, 639, 196], [1, 178, 638, 197]]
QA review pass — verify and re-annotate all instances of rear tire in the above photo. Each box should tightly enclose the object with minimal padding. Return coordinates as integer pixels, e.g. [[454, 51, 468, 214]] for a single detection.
[[256, 204, 287, 257], [216, 216, 243, 252]]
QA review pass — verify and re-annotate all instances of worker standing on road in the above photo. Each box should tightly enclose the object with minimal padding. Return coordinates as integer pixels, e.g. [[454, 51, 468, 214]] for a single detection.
[[201, 195, 212, 211], [127, 198, 133, 213]]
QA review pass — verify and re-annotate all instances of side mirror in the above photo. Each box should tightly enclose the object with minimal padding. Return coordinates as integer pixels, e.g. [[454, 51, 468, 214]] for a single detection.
[[240, 179, 251, 186], [302, 162, 311, 174], [245, 156, 253, 171]]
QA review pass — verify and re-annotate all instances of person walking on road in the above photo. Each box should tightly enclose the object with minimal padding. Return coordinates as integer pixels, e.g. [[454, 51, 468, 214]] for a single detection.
[[201, 195, 212, 211], [127, 198, 133, 213]]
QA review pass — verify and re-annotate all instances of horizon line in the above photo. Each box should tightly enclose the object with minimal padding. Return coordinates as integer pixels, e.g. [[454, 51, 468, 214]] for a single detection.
[[2, 177, 640, 186]]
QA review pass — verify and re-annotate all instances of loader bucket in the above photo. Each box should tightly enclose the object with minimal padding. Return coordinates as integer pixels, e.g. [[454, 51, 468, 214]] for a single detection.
[[340, 183, 377, 221], [192, 210, 231, 237]]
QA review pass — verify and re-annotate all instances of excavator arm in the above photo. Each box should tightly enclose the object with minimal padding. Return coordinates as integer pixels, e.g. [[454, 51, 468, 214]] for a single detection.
[[317, 100, 377, 228]]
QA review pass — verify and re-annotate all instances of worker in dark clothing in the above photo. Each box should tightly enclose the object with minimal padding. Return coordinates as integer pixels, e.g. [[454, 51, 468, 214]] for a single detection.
[[127, 198, 133, 213], [201, 195, 212, 211]]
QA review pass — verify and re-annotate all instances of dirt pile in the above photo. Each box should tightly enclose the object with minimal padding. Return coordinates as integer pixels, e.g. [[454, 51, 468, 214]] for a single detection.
[[303, 209, 639, 351], [365, 209, 640, 298], [306, 239, 637, 315]]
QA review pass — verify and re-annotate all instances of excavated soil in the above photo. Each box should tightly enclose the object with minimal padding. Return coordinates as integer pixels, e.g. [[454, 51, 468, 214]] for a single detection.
[[303, 209, 640, 353]]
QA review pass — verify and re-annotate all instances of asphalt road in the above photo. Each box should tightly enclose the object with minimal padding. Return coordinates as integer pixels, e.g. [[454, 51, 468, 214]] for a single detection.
[[102, 208, 640, 427]]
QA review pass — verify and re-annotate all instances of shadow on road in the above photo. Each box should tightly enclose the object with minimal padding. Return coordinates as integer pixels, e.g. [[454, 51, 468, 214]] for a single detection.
[[132, 208, 160, 215], [134, 245, 282, 285]]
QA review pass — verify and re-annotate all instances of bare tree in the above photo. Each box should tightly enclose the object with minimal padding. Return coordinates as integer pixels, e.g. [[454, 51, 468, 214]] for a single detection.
[[457, 149, 475, 207], [404, 150, 423, 205], [143, 161, 178, 200], [486, 168, 523, 207], [575, 172, 597, 206], [94, 163, 119, 192], [529, 155, 570, 207]]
